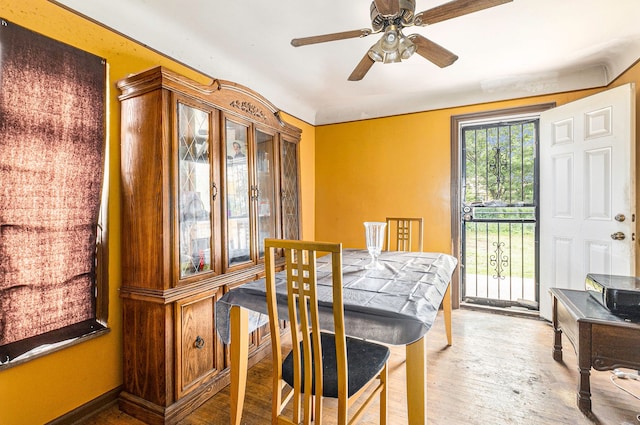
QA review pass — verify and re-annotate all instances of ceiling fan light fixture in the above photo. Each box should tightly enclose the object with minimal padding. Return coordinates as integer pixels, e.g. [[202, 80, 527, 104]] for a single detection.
[[398, 32, 416, 59], [368, 45, 384, 62], [368, 25, 415, 63], [382, 50, 401, 64], [380, 25, 399, 52]]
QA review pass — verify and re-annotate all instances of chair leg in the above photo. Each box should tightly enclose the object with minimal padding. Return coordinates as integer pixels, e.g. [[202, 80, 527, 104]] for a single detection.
[[311, 395, 317, 422], [304, 392, 314, 425], [292, 386, 301, 424], [380, 364, 388, 425], [314, 395, 324, 425], [337, 395, 348, 425]]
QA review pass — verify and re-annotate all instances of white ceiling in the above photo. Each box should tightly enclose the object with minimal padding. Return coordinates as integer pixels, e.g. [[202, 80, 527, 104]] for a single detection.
[[54, 0, 640, 125]]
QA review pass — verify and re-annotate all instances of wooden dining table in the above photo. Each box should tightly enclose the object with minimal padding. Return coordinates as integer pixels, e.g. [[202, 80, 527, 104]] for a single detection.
[[215, 249, 457, 425]]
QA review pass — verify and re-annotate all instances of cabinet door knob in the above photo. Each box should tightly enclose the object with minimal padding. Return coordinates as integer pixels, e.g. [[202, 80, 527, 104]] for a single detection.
[[194, 336, 205, 349], [250, 185, 260, 201]]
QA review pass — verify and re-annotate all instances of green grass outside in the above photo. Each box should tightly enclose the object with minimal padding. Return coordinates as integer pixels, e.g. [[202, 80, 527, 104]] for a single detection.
[[464, 222, 536, 280]]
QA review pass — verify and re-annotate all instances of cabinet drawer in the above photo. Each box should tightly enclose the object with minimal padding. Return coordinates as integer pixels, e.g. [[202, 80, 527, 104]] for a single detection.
[[175, 288, 224, 398]]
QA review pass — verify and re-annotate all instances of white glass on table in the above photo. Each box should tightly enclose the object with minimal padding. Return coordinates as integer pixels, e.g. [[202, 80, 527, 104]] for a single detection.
[[363, 221, 386, 270]]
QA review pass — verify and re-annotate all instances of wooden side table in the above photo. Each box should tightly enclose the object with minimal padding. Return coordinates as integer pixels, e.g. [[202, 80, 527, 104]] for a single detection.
[[550, 288, 640, 413]]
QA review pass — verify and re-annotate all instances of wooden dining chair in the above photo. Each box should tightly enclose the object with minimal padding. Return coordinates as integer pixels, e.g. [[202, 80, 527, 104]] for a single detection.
[[264, 239, 389, 425], [385, 217, 424, 252], [384, 217, 453, 345]]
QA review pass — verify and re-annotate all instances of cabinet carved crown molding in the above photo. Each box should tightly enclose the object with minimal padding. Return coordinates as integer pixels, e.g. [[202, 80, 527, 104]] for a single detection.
[[118, 66, 300, 139]]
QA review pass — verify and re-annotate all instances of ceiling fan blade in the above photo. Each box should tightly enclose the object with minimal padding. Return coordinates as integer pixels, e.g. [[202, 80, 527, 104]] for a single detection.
[[374, 0, 400, 16], [409, 34, 458, 68], [291, 29, 372, 47], [348, 53, 375, 81], [414, 0, 512, 26]]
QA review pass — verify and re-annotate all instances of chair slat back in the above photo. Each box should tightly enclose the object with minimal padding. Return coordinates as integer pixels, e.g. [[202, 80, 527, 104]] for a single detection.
[[385, 217, 424, 252], [265, 239, 345, 425]]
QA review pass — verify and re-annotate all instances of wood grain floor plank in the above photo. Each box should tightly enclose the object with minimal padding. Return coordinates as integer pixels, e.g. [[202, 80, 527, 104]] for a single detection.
[[80, 309, 640, 425]]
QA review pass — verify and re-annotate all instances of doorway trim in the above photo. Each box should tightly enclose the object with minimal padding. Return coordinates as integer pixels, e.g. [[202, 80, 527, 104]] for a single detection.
[[450, 103, 556, 309]]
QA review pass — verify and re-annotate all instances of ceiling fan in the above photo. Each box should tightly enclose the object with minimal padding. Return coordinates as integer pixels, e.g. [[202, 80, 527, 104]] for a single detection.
[[291, 0, 513, 81]]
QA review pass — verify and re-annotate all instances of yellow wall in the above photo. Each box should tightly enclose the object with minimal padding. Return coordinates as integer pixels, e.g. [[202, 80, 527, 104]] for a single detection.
[[0, 1, 314, 424], [2, 0, 640, 424], [315, 66, 640, 262]]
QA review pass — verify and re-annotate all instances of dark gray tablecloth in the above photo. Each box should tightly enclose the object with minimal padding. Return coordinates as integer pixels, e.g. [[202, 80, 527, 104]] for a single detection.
[[215, 249, 457, 345]]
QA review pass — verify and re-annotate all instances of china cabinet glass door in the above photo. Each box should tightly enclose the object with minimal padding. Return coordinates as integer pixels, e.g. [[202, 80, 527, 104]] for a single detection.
[[255, 129, 277, 258], [280, 138, 300, 240], [225, 119, 251, 267], [178, 103, 212, 278]]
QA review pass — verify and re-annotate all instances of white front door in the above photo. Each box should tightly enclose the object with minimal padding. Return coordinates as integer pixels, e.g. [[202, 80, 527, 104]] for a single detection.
[[539, 83, 636, 320]]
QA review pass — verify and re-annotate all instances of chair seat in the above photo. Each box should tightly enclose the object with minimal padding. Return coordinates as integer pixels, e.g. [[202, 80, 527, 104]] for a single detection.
[[282, 332, 390, 398]]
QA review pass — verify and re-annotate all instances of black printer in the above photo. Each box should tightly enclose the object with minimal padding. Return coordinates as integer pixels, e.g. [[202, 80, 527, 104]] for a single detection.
[[585, 273, 640, 316]]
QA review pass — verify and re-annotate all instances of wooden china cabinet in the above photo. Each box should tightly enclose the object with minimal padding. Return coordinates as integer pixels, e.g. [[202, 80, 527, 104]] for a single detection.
[[116, 66, 301, 424]]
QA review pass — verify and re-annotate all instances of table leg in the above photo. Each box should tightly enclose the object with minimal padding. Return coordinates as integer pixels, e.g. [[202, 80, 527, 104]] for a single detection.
[[406, 336, 427, 425], [230, 305, 249, 425], [551, 296, 563, 362], [577, 323, 592, 413], [443, 283, 452, 346]]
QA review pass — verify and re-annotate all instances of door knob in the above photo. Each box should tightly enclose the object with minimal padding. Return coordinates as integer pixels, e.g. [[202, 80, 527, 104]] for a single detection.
[[611, 232, 626, 240], [615, 214, 626, 222]]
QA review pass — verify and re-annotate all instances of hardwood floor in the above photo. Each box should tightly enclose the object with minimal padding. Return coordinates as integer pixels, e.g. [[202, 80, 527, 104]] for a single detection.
[[81, 309, 640, 425]]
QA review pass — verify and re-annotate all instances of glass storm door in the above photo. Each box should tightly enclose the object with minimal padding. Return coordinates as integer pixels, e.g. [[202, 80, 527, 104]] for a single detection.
[[461, 119, 539, 309]]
